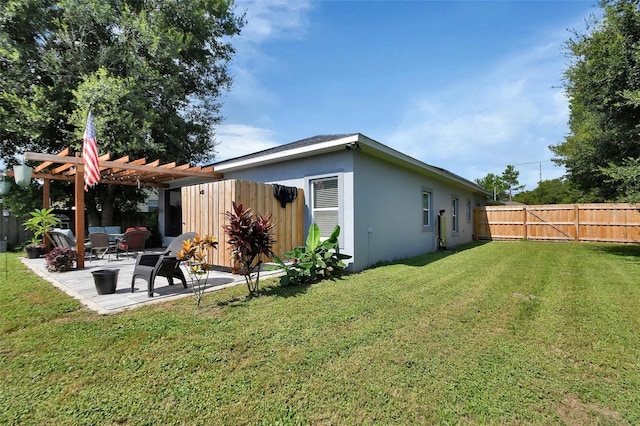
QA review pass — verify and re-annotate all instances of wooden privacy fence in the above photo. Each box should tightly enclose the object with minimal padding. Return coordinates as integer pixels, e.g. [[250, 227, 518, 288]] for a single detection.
[[474, 204, 640, 244], [181, 179, 305, 268]]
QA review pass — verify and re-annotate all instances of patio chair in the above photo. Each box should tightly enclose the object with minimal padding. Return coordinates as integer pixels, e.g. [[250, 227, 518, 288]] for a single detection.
[[49, 230, 77, 250], [115, 229, 147, 259], [130, 232, 197, 297], [88, 232, 114, 261]]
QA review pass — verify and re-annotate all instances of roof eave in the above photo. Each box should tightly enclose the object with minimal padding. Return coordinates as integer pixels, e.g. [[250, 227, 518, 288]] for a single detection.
[[213, 134, 360, 173]]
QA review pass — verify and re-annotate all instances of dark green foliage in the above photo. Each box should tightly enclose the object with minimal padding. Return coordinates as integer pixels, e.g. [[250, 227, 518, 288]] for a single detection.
[[273, 223, 351, 286], [513, 178, 580, 204], [552, 0, 640, 201], [600, 157, 640, 202], [476, 165, 524, 202], [1, 0, 244, 224], [223, 202, 276, 294], [44, 247, 75, 272]]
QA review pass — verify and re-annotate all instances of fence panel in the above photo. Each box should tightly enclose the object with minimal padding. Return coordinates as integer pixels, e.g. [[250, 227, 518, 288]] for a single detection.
[[182, 179, 305, 268], [474, 203, 640, 244]]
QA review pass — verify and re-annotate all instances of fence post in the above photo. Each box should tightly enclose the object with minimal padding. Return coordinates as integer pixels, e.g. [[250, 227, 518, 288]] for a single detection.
[[574, 204, 580, 242], [523, 207, 528, 241]]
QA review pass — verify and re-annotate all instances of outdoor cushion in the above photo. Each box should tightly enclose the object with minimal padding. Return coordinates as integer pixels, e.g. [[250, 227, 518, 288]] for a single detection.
[[88, 226, 122, 235], [105, 226, 122, 235]]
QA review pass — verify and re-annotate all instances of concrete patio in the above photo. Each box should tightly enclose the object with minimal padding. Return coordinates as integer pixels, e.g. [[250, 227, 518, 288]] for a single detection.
[[20, 251, 275, 315]]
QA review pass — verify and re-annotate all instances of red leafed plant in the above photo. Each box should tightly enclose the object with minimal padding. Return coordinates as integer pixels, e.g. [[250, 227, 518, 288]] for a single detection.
[[223, 202, 276, 295]]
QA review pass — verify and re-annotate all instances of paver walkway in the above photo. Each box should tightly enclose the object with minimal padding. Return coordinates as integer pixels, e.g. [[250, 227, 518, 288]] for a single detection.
[[20, 252, 265, 314]]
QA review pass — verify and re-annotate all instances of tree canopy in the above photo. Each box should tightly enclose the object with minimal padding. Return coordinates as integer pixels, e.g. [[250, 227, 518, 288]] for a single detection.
[[1, 0, 244, 223], [551, 0, 640, 202], [513, 178, 579, 205], [475, 165, 524, 203]]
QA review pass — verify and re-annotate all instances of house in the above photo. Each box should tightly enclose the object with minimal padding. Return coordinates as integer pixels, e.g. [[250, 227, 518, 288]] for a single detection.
[[161, 133, 487, 272]]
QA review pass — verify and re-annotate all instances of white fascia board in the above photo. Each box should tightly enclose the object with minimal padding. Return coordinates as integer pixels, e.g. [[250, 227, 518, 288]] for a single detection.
[[213, 134, 360, 173]]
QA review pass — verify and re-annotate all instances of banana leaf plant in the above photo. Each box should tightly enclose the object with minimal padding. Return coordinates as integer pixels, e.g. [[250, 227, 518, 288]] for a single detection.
[[272, 223, 351, 286]]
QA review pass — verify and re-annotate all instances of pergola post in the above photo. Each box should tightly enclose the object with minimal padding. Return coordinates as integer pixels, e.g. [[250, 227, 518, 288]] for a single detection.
[[43, 178, 51, 251], [43, 179, 50, 209]]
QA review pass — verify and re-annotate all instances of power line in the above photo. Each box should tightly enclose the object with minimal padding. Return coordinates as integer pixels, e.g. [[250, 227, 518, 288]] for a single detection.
[[511, 160, 556, 183], [512, 160, 554, 166]]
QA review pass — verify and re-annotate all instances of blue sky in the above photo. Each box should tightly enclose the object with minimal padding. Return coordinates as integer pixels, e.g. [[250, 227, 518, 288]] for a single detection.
[[215, 0, 598, 191]]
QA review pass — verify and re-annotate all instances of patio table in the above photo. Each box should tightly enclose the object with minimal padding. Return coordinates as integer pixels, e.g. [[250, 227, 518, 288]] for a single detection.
[[109, 233, 124, 244]]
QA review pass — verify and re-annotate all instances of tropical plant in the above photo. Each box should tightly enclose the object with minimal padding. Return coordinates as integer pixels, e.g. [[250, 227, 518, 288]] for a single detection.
[[44, 247, 75, 272], [176, 235, 219, 306], [272, 223, 351, 286], [223, 202, 276, 295], [22, 208, 61, 248]]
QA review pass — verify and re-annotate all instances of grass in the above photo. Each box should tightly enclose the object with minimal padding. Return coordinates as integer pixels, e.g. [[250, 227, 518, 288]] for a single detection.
[[1, 241, 639, 424]]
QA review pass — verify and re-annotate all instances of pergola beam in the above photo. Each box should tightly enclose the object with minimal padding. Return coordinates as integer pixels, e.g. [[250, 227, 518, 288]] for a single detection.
[[24, 152, 223, 179], [20, 148, 223, 269]]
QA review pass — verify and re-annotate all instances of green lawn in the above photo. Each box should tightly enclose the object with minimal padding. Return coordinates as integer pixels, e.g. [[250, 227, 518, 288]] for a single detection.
[[1, 241, 639, 425]]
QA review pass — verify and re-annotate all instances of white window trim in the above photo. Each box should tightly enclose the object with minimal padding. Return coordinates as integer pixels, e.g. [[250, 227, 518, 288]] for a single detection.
[[307, 173, 344, 246], [452, 196, 459, 234], [421, 188, 433, 232]]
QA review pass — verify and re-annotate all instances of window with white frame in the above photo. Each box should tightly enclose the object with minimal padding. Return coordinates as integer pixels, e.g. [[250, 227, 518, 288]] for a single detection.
[[452, 197, 459, 233], [311, 177, 339, 238], [422, 191, 431, 228]]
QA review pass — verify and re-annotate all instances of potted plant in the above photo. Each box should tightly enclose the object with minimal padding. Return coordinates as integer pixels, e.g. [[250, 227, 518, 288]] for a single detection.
[[22, 208, 61, 258]]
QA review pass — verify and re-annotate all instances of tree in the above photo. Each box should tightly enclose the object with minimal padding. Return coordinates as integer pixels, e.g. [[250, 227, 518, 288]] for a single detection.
[[513, 178, 579, 205], [551, 0, 640, 201], [475, 173, 508, 202], [475, 165, 524, 202], [1, 0, 244, 224], [600, 157, 640, 202], [502, 165, 525, 202]]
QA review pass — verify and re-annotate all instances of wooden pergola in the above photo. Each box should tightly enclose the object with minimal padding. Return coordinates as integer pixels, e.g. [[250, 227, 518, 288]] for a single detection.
[[16, 148, 223, 268]]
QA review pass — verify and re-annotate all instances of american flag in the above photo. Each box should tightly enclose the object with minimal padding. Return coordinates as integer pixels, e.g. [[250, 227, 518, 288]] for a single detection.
[[82, 111, 101, 190]]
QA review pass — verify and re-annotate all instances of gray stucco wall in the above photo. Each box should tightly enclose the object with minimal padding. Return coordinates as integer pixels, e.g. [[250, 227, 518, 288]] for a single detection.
[[219, 151, 357, 267], [352, 153, 482, 271], [215, 149, 484, 272]]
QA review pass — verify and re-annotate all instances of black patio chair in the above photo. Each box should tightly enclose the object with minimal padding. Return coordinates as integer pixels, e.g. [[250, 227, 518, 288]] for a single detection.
[[130, 232, 197, 297]]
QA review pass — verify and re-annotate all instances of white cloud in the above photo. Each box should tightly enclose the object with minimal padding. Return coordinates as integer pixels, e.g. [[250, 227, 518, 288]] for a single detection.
[[235, 0, 312, 43], [218, 1, 314, 154], [214, 124, 280, 161], [387, 35, 571, 190]]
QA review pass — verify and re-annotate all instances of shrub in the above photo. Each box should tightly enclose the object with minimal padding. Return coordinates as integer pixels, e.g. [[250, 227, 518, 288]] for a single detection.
[[223, 202, 276, 295], [272, 223, 351, 286], [44, 247, 75, 272], [176, 235, 219, 306]]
